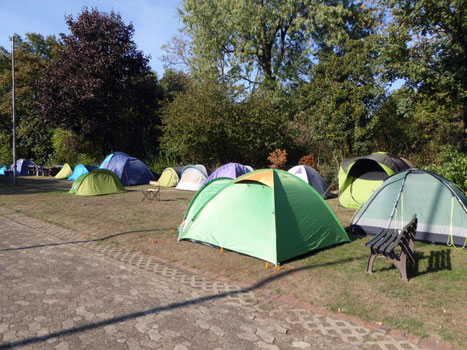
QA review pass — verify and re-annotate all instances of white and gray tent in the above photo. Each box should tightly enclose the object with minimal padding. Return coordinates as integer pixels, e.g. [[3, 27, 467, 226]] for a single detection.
[[350, 169, 467, 248], [175, 165, 208, 191], [288, 165, 330, 199]]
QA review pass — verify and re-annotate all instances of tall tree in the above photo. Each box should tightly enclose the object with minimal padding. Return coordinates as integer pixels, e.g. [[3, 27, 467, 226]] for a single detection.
[[160, 78, 289, 166], [179, 0, 374, 89], [38, 8, 162, 158], [297, 38, 384, 158], [379, 0, 466, 150], [0, 34, 60, 164]]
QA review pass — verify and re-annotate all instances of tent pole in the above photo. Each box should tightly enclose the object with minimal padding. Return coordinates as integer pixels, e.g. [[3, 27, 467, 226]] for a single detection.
[[384, 170, 413, 229]]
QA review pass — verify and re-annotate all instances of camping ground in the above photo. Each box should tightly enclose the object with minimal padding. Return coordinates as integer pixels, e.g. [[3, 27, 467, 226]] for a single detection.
[[0, 177, 466, 348]]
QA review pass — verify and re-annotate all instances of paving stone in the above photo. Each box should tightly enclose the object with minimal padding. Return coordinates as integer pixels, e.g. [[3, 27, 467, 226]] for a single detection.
[[237, 332, 258, 341], [256, 328, 275, 343], [0, 210, 429, 350]]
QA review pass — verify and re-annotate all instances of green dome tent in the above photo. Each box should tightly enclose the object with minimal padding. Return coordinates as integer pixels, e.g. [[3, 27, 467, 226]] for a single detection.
[[350, 169, 467, 248], [156, 167, 183, 187], [338, 152, 413, 209], [69, 169, 125, 196], [178, 169, 349, 266], [54, 163, 73, 179]]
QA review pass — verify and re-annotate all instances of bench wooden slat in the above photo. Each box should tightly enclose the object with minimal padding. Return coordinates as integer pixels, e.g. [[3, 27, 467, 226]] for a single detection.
[[365, 229, 391, 248]]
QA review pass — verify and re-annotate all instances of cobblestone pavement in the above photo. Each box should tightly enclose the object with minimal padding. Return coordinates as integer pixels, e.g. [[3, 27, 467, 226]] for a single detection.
[[0, 209, 428, 349]]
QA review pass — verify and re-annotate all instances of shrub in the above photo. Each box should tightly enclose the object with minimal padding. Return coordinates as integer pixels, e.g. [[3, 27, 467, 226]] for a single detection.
[[423, 146, 467, 191], [268, 149, 287, 169], [144, 153, 180, 178], [298, 154, 316, 168]]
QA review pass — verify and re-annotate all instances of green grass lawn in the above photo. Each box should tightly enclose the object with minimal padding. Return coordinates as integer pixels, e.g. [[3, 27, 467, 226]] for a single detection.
[[0, 176, 466, 347]]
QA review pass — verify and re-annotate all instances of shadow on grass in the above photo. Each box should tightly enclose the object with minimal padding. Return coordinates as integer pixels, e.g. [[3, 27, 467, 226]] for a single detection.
[[0, 228, 172, 252], [409, 249, 452, 277], [0, 177, 71, 195], [370, 249, 452, 278], [0, 255, 356, 349]]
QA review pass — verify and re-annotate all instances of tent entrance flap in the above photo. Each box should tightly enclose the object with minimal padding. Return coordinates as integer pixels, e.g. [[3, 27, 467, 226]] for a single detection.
[[349, 159, 388, 181]]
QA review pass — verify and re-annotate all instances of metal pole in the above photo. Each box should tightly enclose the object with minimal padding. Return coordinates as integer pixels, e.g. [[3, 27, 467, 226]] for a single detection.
[[11, 36, 17, 185]]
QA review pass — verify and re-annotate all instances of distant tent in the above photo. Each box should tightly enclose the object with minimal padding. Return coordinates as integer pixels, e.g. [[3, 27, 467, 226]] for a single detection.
[[99, 152, 153, 186], [0, 165, 6, 175], [9, 159, 36, 176], [338, 152, 413, 208], [175, 165, 208, 191], [351, 169, 467, 247], [54, 163, 73, 179], [179, 169, 350, 265], [69, 169, 125, 196], [157, 167, 183, 187], [68, 164, 98, 181], [202, 163, 252, 185], [288, 165, 330, 198]]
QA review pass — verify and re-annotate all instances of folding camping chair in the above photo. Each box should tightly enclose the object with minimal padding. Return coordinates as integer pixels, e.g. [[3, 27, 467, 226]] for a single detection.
[[142, 181, 161, 202]]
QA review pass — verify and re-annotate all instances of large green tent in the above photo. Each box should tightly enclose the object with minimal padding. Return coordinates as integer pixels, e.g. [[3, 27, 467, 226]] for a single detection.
[[54, 163, 73, 179], [178, 169, 349, 266], [351, 169, 467, 247], [69, 169, 125, 196], [338, 152, 413, 209]]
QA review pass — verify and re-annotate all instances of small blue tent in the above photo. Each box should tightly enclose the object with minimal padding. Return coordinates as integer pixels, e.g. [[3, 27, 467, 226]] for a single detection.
[[0, 165, 7, 175], [68, 164, 98, 181], [9, 159, 36, 176], [202, 163, 252, 185], [99, 152, 154, 186]]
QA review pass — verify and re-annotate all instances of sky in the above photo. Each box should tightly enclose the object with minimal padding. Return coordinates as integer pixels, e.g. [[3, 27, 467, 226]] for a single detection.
[[0, 0, 183, 76]]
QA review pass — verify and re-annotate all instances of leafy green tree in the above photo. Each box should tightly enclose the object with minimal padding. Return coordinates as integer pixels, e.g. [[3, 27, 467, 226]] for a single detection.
[[297, 38, 384, 158], [0, 34, 60, 164], [159, 69, 190, 101], [379, 0, 466, 150], [160, 79, 239, 164], [370, 89, 417, 156], [38, 7, 163, 159], [160, 79, 289, 166], [180, 0, 374, 88], [230, 90, 291, 166]]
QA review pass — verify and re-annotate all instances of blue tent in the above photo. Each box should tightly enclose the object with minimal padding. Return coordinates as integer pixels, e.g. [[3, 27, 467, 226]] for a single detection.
[[0, 165, 7, 175], [202, 163, 252, 185], [68, 164, 98, 181], [99, 152, 154, 186], [9, 159, 36, 176]]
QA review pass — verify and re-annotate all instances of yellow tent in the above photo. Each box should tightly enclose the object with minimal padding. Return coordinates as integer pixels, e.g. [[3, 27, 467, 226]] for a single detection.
[[55, 163, 73, 179]]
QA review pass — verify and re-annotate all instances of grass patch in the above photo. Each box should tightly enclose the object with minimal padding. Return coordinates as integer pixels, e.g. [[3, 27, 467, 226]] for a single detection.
[[383, 316, 428, 338], [0, 176, 465, 347]]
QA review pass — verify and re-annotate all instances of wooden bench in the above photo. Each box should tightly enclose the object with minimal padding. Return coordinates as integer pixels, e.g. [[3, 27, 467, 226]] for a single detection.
[[141, 181, 161, 202], [365, 214, 417, 281]]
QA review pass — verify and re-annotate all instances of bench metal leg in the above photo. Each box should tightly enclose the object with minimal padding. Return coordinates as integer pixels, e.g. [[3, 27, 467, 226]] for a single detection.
[[366, 249, 377, 274], [392, 253, 408, 282]]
